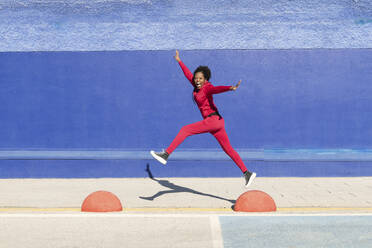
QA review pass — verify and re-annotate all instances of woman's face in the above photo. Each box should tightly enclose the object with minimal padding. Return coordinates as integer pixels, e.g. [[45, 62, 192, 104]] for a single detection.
[[194, 72, 206, 89]]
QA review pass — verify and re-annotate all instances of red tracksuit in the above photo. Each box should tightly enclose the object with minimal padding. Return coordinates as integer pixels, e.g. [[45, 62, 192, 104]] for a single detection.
[[165, 61, 248, 173]]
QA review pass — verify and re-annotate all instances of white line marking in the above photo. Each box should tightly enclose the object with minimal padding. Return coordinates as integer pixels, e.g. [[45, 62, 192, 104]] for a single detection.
[[1, 213, 372, 218], [210, 216, 224, 248], [0, 213, 209, 218]]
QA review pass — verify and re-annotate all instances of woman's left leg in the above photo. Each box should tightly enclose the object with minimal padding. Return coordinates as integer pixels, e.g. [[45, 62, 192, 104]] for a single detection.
[[211, 125, 248, 173]]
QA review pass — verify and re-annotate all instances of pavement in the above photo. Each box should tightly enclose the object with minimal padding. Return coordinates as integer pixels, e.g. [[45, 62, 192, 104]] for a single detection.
[[0, 177, 371, 211], [0, 177, 371, 248]]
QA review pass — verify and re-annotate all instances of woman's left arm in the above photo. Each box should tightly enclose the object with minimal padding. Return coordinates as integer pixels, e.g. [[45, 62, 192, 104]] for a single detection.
[[207, 80, 242, 94]]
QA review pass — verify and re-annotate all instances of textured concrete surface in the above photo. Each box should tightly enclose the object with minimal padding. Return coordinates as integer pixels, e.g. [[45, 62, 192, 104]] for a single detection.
[[0, 214, 217, 248], [0, 213, 371, 248], [0, 177, 371, 209], [0, 177, 371, 248], [0, 0, 371, 51]]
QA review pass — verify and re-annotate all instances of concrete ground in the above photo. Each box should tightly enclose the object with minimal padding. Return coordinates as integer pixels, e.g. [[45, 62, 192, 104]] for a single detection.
[[1, 212, 372, 248], [0, 177, 371, 248], [0, 177, 371, 210]]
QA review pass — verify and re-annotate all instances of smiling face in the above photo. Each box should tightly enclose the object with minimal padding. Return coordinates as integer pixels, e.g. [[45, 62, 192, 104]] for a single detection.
[[194, 72, 206, 89]]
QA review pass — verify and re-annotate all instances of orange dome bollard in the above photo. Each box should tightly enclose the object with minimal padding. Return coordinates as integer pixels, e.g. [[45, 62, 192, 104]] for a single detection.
[[234, 190, 276, 212], [81, 191, 123, 212]]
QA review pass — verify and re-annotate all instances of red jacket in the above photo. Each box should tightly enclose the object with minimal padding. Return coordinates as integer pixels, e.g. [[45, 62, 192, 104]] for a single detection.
[[179, 60, 231, 119]]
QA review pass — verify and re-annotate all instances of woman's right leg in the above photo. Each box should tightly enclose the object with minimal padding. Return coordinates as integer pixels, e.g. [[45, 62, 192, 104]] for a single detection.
[[211, 126, 256, 187], [211, 126, 248, 173], [166, 119, 212, 154]]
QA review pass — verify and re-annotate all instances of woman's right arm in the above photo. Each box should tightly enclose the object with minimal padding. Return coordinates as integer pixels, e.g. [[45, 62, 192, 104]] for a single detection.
[[174, 50, 194, 85]]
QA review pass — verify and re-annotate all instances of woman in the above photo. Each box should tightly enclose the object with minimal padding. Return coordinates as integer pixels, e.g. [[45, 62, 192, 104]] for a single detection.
[[150, 50, 256, 187]]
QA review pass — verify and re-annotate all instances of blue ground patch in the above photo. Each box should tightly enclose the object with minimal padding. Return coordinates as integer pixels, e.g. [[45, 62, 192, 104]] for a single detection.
[[220, 216, 372, 248]]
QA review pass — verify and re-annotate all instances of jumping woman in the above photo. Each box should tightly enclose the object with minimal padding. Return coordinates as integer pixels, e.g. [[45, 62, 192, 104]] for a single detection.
[[150, 50, 256, 187]]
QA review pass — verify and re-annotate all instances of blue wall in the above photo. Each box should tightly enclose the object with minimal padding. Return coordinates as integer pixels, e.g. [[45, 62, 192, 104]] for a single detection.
[[1, 0, 371, 51], [1, 0, 371, 177], [1, 50, 372, 149], [1, 49, 372, 177]]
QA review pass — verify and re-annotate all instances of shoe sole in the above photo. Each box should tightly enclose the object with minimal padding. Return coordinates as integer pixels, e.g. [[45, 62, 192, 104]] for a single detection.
[[150, 151, 167, 165], [245, 172, 256, 188]]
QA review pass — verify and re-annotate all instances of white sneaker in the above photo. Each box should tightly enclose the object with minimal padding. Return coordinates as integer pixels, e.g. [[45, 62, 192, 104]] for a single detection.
[[244, 171, 256, 187], [150, 150, 169, 165]]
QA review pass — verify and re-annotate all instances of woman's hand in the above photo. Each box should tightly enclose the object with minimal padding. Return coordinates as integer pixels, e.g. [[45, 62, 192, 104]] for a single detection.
[[174, 50, 181, 62], [230, 80, 241, 91]]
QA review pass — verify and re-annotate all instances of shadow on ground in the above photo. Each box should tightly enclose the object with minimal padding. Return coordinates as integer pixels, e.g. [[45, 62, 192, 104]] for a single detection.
[[139, 164, 235, 205]]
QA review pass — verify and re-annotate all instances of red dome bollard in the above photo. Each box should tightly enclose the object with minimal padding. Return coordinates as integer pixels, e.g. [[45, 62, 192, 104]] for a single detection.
[[234, 190, 276, 212], [81, 191, 123, 212]]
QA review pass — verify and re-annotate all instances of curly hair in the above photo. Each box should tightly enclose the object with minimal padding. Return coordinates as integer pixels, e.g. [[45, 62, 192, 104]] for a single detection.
[[192, 65, 212, 103], [193, 66, 211, 82]]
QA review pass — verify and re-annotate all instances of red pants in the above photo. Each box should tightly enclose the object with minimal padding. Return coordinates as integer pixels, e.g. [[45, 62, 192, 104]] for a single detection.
[[165, 115, 248, 173]]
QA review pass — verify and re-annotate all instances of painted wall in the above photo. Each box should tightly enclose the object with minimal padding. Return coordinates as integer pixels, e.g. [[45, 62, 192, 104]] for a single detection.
[[1, 50, 372, 150], [1, 49, 372, 177], [1, 0, 371, 177], [0, 0, 371, 51]]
